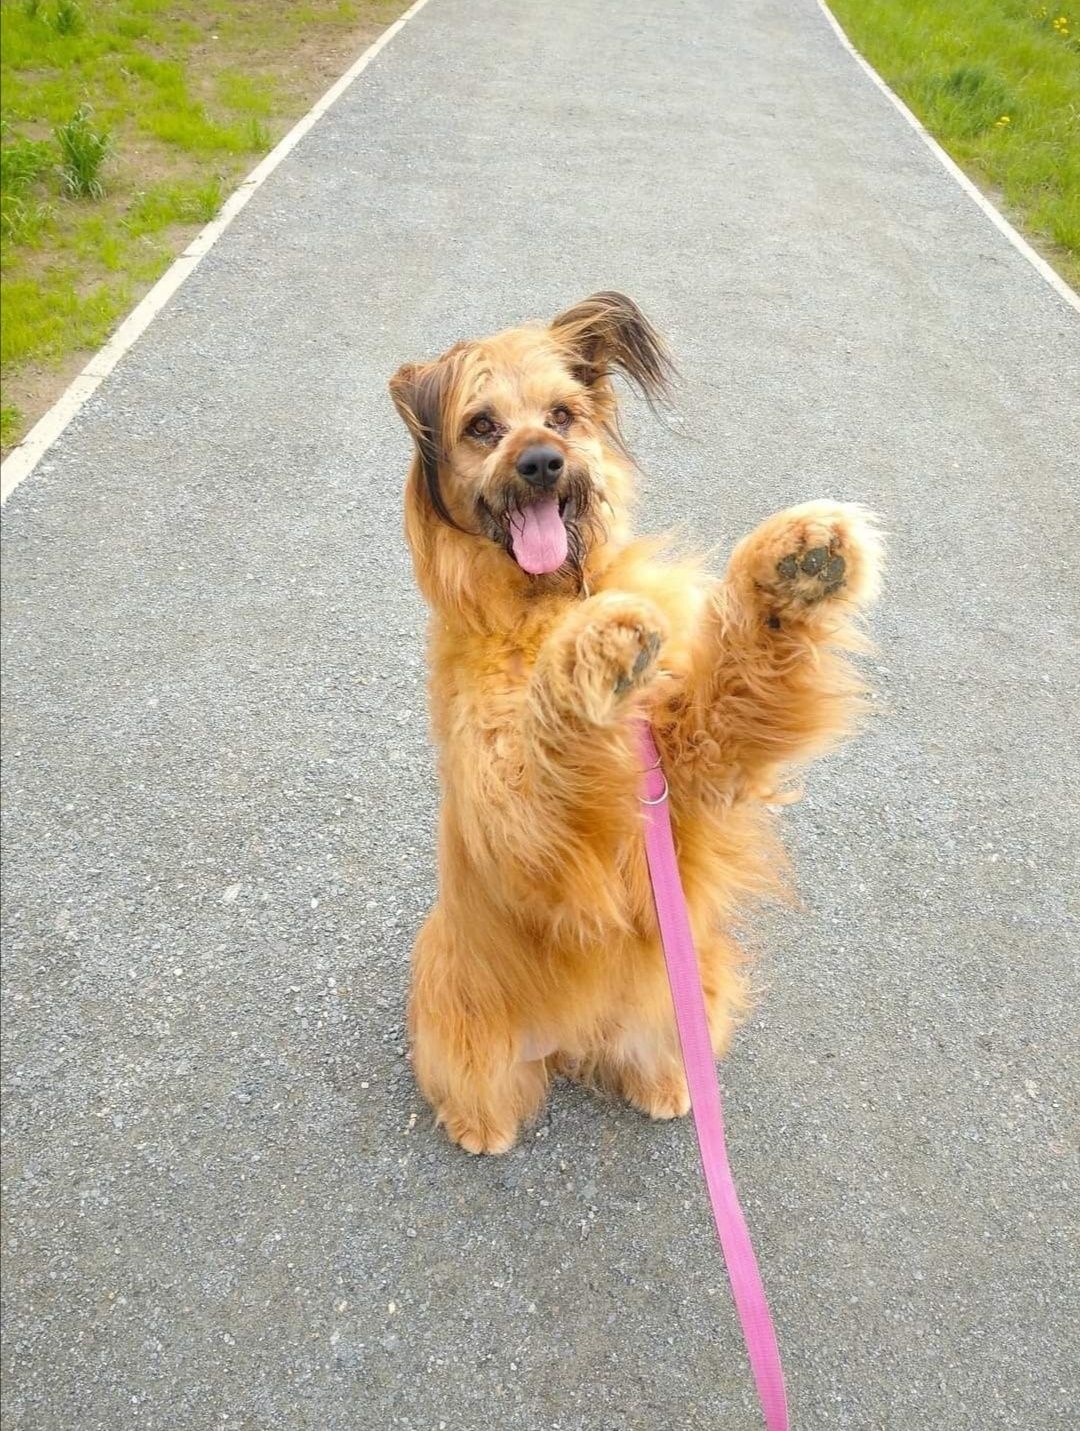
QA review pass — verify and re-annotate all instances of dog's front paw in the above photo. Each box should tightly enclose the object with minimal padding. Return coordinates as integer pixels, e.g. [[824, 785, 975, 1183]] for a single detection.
[[731, 501, 883, 623], [565, 593, 668, 723]]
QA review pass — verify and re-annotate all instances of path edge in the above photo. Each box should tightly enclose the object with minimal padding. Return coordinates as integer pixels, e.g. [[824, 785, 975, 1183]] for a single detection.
[[813, 0, 1080, 318], [0, 0, 435, 506]]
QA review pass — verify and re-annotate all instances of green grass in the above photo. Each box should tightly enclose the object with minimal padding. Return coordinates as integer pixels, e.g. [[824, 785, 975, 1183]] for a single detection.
[[1, 0, 406, 450], [1, 271, 130, 368], [124, 178, 224, 234], [828, 0, 1080, 289]]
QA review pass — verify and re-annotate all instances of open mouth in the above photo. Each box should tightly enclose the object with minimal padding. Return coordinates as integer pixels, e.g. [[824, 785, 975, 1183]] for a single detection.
[[480, 488, 585, 577]]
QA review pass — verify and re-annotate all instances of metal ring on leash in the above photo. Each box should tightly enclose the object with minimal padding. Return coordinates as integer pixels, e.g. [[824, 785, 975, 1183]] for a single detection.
[[638, 773, 669, 805]]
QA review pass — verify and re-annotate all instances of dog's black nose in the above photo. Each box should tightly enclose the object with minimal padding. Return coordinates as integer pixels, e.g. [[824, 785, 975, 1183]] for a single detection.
[[515, 444, 565, 489]]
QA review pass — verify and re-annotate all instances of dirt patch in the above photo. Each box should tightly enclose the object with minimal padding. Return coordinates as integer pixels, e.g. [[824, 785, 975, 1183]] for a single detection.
[[4, 354, 90, 442]]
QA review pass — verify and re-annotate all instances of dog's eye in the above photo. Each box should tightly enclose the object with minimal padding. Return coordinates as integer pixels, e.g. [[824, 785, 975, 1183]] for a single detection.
[[550, 406, 573, 428], [467, 414, 495, 439]]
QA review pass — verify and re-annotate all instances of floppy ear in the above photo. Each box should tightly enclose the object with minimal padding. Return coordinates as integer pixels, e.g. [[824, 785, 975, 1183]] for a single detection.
[[389, 356, 461, 528], [549, 291, 674, 403]]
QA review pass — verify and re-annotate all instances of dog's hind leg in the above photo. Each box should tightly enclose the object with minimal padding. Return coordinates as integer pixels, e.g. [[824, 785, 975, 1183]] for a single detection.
[[557, 935, 745, 1122], [548, 1040, 689, 1120], [407, 909, 548, 1155], [668, 502, 883, 796], [601, 1030, 692, 1121]]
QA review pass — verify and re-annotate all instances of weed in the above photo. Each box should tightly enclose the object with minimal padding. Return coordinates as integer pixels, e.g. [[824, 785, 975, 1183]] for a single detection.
[[0, 134, 53, 194], [1, 194, 52, 244], [0, 127, 54, 239], [53, 0, 82, 35], [55, 106, 110, 198], [21, 0, 41, 18]]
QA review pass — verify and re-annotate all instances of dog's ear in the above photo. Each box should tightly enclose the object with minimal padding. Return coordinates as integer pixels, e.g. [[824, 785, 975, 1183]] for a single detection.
[[389, 358, 442, 450], [389, 357, 462, 529], [549, 291, 674, 404]]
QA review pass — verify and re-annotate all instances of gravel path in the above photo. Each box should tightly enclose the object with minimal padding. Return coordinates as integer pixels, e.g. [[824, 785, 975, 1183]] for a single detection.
[[2, 2, 1078, 1427]]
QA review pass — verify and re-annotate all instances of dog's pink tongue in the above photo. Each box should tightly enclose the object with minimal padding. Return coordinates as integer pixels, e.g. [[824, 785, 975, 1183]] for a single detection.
[[508, 499, 568, 575]]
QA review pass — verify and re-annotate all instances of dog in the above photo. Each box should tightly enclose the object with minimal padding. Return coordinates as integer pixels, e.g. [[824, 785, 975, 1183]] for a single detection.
[[389, 291, 882, 1155]]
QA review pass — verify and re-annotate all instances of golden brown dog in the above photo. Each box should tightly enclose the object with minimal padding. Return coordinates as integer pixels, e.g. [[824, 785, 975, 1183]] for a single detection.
[[390, 292, 882, 1155]]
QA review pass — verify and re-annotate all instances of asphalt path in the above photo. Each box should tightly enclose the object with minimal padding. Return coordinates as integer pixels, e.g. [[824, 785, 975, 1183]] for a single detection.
[[2, 1, 1078, 1427]]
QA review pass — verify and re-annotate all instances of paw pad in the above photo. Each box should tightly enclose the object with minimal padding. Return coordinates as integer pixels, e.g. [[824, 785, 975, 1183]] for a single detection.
[[613, 632, 661, 694], [775, 545, 847, 600], [634, 633, 662, 674], [800, 546, 829, 576]]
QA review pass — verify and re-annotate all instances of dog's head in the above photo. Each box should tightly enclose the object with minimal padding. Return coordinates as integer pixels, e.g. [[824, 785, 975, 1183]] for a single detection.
[[390, 292, 673, 608]]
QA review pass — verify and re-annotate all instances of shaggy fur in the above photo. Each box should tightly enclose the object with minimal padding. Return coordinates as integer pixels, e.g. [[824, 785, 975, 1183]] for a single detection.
[[389, 292, 883, 1155]]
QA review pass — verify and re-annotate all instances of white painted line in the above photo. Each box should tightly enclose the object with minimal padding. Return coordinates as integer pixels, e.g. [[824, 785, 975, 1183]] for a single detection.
[[0, 0, 435, 505], [813, 0, 1080, 317]]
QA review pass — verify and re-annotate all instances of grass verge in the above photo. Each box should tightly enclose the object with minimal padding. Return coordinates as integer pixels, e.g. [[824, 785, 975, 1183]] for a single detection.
[[1, 0, 407, 455], [827, 0, 1079, 292]]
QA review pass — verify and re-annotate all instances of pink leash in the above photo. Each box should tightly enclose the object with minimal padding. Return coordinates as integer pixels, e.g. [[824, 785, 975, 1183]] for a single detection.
[[636, 719, 790, 1431]]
